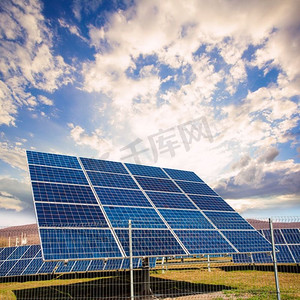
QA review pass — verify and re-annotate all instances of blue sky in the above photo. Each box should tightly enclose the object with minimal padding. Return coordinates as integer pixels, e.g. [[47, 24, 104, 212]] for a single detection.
[[0, 0, 299, 226]]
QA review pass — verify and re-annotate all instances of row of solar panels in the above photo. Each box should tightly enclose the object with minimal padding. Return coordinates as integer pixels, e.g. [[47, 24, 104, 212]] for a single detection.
[[27, 151, 273, 261], [233, 228, 300, 264], [0, 245, 157, 277]]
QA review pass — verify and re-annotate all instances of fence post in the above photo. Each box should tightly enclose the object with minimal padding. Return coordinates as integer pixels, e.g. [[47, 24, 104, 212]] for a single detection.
[[129, 219, 134, 300], [269, 218, 281, 300]]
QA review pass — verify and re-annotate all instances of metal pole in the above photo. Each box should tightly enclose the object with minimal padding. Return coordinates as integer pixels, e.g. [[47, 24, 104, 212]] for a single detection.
[[129, 220, 134, 300], [269, 218, 281, 300], [207, 254, 211, 272]]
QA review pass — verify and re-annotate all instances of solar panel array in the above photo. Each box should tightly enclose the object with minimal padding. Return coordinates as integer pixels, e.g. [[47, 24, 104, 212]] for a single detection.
[[0, 245, 145, 277], [233, 228, 300, 264], [27, 151, 272, 261]]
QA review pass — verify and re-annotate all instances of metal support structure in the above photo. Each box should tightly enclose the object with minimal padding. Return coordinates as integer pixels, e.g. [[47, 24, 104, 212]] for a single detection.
[[207, 255, 211, 272], [269, 218, 281, 300], [129, 220, 134, 300]]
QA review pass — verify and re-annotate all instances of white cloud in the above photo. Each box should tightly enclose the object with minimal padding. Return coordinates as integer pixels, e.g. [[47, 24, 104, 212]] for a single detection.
[[0, 142, 27, 171], [0, 0, 73, 126], [38, 95, 53, 106], [0, 191, 23, 212]]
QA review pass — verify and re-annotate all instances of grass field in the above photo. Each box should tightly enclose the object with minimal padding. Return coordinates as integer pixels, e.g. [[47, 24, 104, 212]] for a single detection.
[[0, 268, 299, 299], [151, 268, 300, 299]]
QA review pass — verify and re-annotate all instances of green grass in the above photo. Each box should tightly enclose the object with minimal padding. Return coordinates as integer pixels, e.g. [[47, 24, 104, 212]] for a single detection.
[[151, 268, 300, 299]]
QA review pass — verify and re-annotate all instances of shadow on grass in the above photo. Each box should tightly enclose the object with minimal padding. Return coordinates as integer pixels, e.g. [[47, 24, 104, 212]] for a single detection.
[[12, 272, 233, 299]]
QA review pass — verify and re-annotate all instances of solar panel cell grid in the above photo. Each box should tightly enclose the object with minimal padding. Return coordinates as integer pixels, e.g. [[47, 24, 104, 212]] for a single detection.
[[146, 191, 196, 209], [104, 206, 166, 229], [40, 228, 122, 260], [22, 245, 41, 259], [175, 181, 218, 196], [104, 259, 123, 270], [275, 245, 295, 263], [281, 229, 300, 244], [135, 176, 181, 193], [262, 229, 285, 244], [22, 258, 44, 275], [289, 245, 300, 263], [29, 165, 88, 185], [222, 231, 272, 252], [80, 157, 128, 174], [125, 163, 168, 178], [87, 171, 139, 189], [35, 202, 108, 228], [37, 261, 58, 274], [87, 260, 105, 271], [203, 212, 253, 230], [0, 260, 18, 276], [95, 187, 152, 207], [116, 229, 186, 257], [55, 261, 76, 273], [72, 260, 91, 272], [175, 230, 235, 254], [7, 259, 33, 276], [32, 182, 98, 204], [0, 247, 17, 260], [188, 195, 234, 211], [163, 168, 203, 182], [27, 151, 81, 169], [7, 245, 30, 260], [158, 209, 214, 229]]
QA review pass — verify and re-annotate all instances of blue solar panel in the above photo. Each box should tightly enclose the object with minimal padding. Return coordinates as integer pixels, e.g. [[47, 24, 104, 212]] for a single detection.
[[0, 260, 18, 276], [262, 229, 285, 244], [163, 168, 203, 182], [204, 212, 253, 230], [146, 191, 196, 209], [27, 151, 276, 261], [7, 259, 33, 276], [0, 247, 17, 260], [22, 245, 40, 259], [32, 182, 98, 204], [175, 181, 218, 196], [29, 165, 88, 185], [7, 245, 30, 260], [36, 202, 108, 228], [275, 245, 295, 263], [159, 209, 213, 229], [27, 151, 81, 169], [55, 261, 76, 273], [104, 259, 123, 270], [104, 206, 166, 229], [87, 260, 105, 271], [116, 229, 186, 257], [80, 157, 128, 174], [289, 245, 300, 263], [222, 231, 272, 252], [37, 261, 58, 274], [188, 195, 234, 211], [122, 258, 142, 269], [135, 176, 181, 193], [281, 229, 300, 244], [232, 253, 252, 264], [40, 228, 122, 260], [175, 230, 235, 254], [252, 252, 273, 263], [87, 171, 138, 189], [95, 187, 151, 207], [125, 163, 168, 178], [22, 258, 44, 275], [72, 260, 91, 272]]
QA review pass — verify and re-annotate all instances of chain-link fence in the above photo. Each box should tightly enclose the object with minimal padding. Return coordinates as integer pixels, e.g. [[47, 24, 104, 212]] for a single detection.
[[0, 217, 299, 299]]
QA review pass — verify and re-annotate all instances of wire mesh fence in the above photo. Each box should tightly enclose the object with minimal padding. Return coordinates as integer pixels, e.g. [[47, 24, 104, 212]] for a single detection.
[[0, 216, 299, 299]]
